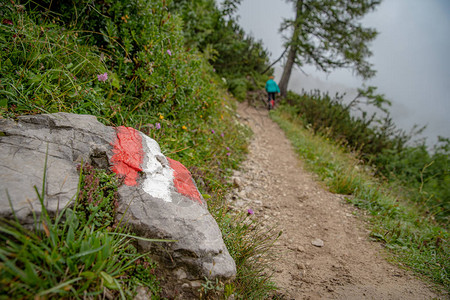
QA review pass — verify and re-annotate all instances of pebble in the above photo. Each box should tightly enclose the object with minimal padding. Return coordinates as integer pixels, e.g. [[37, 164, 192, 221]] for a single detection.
[[232, 177, 242, 189], [311, 238, 324, 247], [181, 283, 189, 289]]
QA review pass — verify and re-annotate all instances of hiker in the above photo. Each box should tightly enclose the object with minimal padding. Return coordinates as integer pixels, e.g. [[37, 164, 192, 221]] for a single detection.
[[265, 76, 280, 110]]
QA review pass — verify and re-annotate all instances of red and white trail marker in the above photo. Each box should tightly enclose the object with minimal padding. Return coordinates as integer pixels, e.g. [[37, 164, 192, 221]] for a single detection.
[[111, 126, 202, 204]]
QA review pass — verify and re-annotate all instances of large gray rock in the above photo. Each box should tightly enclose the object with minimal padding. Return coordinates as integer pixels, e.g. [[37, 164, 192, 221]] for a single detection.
[[0, 113, 115, 225], [0, 113, 236, 291]]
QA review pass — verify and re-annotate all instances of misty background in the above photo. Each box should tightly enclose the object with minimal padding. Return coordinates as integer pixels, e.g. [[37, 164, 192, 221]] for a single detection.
[[236, 0, 450, 146]]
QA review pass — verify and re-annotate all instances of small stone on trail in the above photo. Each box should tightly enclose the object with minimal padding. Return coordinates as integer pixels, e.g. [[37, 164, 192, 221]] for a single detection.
[[237, 190, 246, 198], [232, 176, 242, 188], [311, 238, 324, 247], [134, 286, 152, 300]]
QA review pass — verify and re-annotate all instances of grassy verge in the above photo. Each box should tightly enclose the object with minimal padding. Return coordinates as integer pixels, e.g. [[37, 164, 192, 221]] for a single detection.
[[270, 106, 449, 291]]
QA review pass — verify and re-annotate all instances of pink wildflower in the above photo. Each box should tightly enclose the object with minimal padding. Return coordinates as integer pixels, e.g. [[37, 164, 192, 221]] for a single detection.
[[155, 123, 161, 129], [167, 49, 172, 56], [97, 72, 108, 82], [247, 209, 254, 215]]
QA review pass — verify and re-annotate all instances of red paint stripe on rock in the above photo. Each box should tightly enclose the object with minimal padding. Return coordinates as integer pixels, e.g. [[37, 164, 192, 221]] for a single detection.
[[167, 157, 202, 204], [111, 126, 144, 186]]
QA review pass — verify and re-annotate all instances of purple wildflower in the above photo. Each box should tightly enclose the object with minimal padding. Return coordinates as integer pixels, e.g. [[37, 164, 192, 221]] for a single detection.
[[247, 209, 254, 215], [226, 152, 231, 156], [97, 72, 108, 82], [226, 146, 230, 150], [155, 122, 161, 129], [167, 49, 172, 56], [211, 129, 215, 134], [221, 132, 224, 137]]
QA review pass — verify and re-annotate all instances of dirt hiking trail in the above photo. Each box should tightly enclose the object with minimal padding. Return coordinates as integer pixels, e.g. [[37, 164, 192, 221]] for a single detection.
[[231, 102, 443, 299]]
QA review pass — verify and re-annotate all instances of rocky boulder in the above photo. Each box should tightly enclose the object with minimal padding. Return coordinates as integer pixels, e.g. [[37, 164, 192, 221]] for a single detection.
[[0, 113, 236, 294]]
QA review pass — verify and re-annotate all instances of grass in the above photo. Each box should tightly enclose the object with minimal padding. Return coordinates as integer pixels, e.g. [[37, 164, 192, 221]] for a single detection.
[[270, 106, 449, 292], [211, 209, 281, 299], [0, 162, 164, 299]]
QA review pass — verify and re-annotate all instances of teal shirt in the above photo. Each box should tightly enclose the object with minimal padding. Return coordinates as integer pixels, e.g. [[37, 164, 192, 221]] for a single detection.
[[265, 79, 280, 93]]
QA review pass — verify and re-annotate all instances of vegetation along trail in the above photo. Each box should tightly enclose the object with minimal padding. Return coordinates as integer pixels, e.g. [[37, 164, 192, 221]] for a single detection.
[[233, 101, 439, 299]]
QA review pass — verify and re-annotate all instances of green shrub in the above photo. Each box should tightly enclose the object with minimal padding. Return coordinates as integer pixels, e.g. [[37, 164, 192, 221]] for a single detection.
[[168, 0, 271, 94], [374, 138, 449, 224], [283, 89, 409, 158], [227, 77, 248, 101]]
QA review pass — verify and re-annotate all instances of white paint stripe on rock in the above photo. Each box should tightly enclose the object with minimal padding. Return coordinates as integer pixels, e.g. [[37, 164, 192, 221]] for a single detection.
[[141, 134, 174, 202]]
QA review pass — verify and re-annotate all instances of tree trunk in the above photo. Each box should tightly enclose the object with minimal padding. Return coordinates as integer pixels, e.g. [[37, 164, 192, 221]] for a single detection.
[[279, 0, 303, 98], [278, 45, 296, 98]]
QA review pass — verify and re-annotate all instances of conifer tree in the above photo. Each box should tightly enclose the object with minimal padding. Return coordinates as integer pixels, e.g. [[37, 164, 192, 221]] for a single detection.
[[278, 0, 381, 97]]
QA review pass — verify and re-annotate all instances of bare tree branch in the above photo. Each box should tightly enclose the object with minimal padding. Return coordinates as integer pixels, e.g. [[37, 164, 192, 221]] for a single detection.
[[261, 46, 289, 74]]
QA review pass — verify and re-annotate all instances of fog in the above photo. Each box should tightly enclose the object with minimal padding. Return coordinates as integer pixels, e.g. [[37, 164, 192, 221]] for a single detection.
[[237, 0, 450, 146]]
